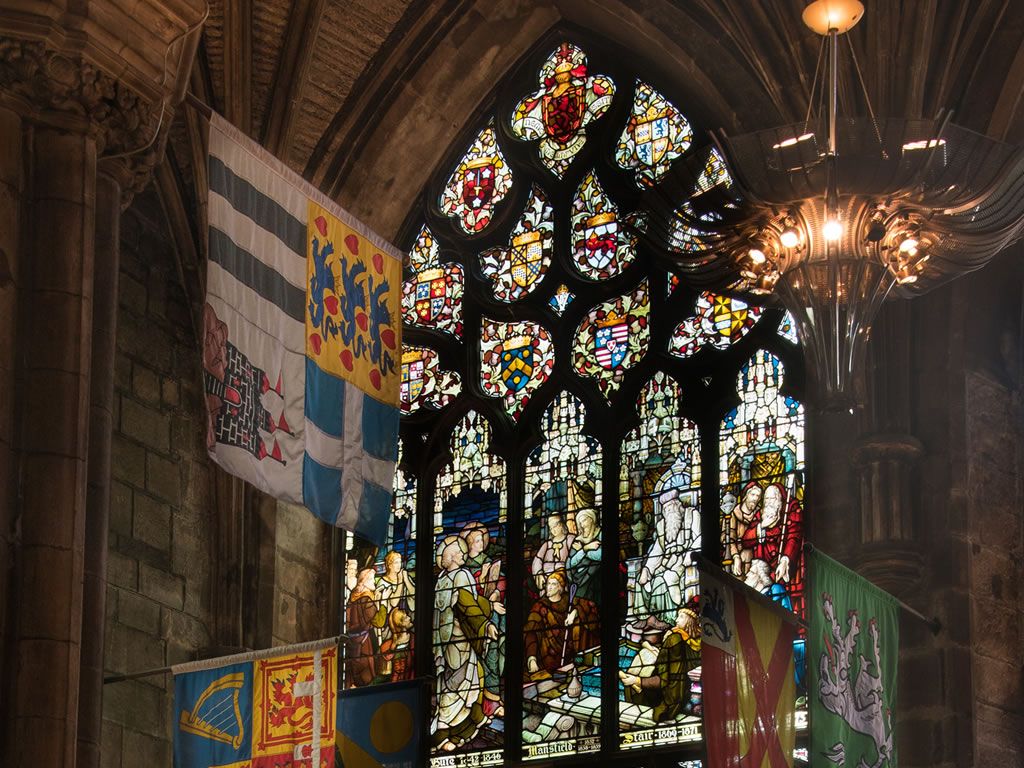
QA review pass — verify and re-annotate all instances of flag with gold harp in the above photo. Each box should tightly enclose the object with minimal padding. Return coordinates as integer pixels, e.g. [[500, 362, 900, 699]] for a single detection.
[[173, 640, 338, 768], [203, 113, 401, 544]]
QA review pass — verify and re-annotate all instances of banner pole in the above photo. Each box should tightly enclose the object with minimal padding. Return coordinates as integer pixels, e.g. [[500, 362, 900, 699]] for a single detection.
[[103, 634, 349, 684], [805, 543, 941, 634]]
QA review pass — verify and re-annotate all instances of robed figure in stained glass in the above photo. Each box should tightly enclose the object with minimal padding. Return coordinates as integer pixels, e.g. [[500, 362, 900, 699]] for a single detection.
[[619, 601, 702, 722], [525, 571, 600, 674], [635, 489, 701, 624], [346, 568, 386, 687], [738, 482, 803, 615], [432, 535, 501, 752]]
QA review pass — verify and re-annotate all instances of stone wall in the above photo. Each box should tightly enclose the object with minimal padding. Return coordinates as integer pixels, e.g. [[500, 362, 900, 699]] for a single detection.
[[99, 188, 337, 766], [100, 188, 213, 767]]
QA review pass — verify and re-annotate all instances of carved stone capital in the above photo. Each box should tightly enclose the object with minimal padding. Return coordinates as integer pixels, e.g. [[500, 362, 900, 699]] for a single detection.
[[0, 39, 159, 154]]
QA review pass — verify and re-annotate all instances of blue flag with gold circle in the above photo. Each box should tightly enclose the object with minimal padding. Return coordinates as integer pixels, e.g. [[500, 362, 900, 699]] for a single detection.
[[336, 680, 426, 768]]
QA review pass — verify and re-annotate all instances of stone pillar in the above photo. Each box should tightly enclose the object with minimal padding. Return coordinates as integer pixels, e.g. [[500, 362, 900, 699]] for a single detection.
[[12, 124, 97, 768], [76, 167, 123, 768], [0, 101, 23, 744]]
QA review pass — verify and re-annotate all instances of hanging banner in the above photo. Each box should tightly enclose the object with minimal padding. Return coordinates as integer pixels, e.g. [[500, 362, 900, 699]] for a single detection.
[[203, 112, 402, 544], [809, 548, 898, 768], [700, 564, 797, 768], [336, 679, 427, 768], [173, 640, 338, 768]]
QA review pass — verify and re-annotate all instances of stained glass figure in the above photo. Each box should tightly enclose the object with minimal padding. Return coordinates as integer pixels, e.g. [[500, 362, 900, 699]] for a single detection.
[[440, 122, 513, 234], [403, 225, 464, 337], [570, 171, 639, 280], [401, 345, 461, 414], [719, 350, 805, 620], [618, 373, 703, 749], [669, 292, 763, 359], [432, 412, 507, 766], [692, 147, 731, 195], [572, 280, 651, 397], [549, 283, 575, 315], [342, 443, 417, 689], [522, 392, 603, 759], [615, 81, 693, 187], [510, 42, 616, 177], [779, 310, 799, 344], [480, 318, 555, 419], [479, 186, 553, 301]]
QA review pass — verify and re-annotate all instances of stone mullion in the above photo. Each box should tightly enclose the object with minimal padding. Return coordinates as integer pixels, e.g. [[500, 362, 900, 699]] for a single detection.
[[13, 125, 98, 768], [77, 167, 123, 768]]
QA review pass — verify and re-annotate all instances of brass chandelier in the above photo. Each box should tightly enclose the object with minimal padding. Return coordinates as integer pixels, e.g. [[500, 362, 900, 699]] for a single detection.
[[644, 0, 1024, 409]]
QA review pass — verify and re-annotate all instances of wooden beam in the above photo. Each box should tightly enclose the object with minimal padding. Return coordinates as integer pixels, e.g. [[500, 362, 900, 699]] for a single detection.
[[223, 0, 253, 135], [262, 0, 328, 158]]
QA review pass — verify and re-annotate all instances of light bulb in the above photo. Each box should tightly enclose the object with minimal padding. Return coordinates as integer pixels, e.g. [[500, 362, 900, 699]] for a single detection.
[[823, 218, 843, 241], [748, 248, 766, 264], [780, 227, 800, 248], [899, 236, 919, 253]]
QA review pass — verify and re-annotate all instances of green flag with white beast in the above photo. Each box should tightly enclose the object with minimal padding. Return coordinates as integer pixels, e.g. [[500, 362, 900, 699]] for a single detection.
[[809, 547, 898, 768]]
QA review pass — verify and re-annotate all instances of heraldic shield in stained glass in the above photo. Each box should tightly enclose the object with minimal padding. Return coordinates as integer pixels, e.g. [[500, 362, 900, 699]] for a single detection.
[[618, 373, 703, 749], [571, 171, 639, 280], [440, 122, 514, 234], [432, 411, 508, 767], [573, 280, 651, 397], [522, 391, 604, 760], [400, 345, 461, 414], [669, 292, 763, 359], [342, 442, 417, 690], [480, 318, 555, 419], [615, 81, 693, 187], [510, 42, 616, 177], [402, 224, 465, 337], [479, 185, 554, 302]]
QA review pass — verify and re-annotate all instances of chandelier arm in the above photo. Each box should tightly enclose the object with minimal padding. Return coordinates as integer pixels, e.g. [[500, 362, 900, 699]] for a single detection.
[[844, 34, 884, 154], [804, 35, 828, 133], [933, 145, 1024, 215]]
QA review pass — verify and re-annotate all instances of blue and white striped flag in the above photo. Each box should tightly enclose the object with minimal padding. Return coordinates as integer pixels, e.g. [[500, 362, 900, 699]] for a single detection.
[[203, 112, 401, 544]]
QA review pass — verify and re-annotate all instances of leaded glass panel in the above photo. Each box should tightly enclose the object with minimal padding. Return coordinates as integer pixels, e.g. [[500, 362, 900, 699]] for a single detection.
[[570, 171, 638, 280], [615, 81, 693, 187], [572, 281, 651, 397], [480, 185, 554, 301], [440, 122, 514, 234], [669, 293, 763, 359]]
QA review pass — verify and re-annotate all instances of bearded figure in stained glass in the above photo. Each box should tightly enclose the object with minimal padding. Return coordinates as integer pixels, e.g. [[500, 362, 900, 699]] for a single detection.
[[737, 481, 804, 616], [432, 535, 500, 752], [635, 487, 701, 624], [460, 521, 507, 719], [511, 42, 615, 176]]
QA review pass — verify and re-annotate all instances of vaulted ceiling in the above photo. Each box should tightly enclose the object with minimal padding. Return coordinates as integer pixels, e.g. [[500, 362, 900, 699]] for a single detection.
[[162, 0, 1024, 271]]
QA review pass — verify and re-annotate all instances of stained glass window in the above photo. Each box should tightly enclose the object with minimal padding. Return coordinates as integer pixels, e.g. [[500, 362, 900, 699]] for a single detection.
[[719, 350, 805, 618], [510, 42, 615, 177], [669, 292, 763, 359], [570, 171, 638, 280], [440, 122, 514, 234], [480, 318, 555, 419], [403, 225, 465, 337], [522, 392, 603, 759], [549, 283, 575, 315], [669, 204, 720, 254], [401, 345, 461, 414], [342, 442, 417, 689], [615, 81, 693, 187], [391, 37, 808, 766], [432, 412, 507, 765], [480, 186, 554, 301], [779, 310, 799, 344], [572, 280, 651, 397], [618, 373, 703, 749]]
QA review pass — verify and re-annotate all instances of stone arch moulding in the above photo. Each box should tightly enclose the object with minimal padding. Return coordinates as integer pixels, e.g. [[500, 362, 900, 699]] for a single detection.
[[304, 0, 791, 243]]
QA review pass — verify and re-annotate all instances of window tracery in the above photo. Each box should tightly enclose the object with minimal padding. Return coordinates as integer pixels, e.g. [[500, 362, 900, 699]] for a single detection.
[[341, 35, 807, 766]]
